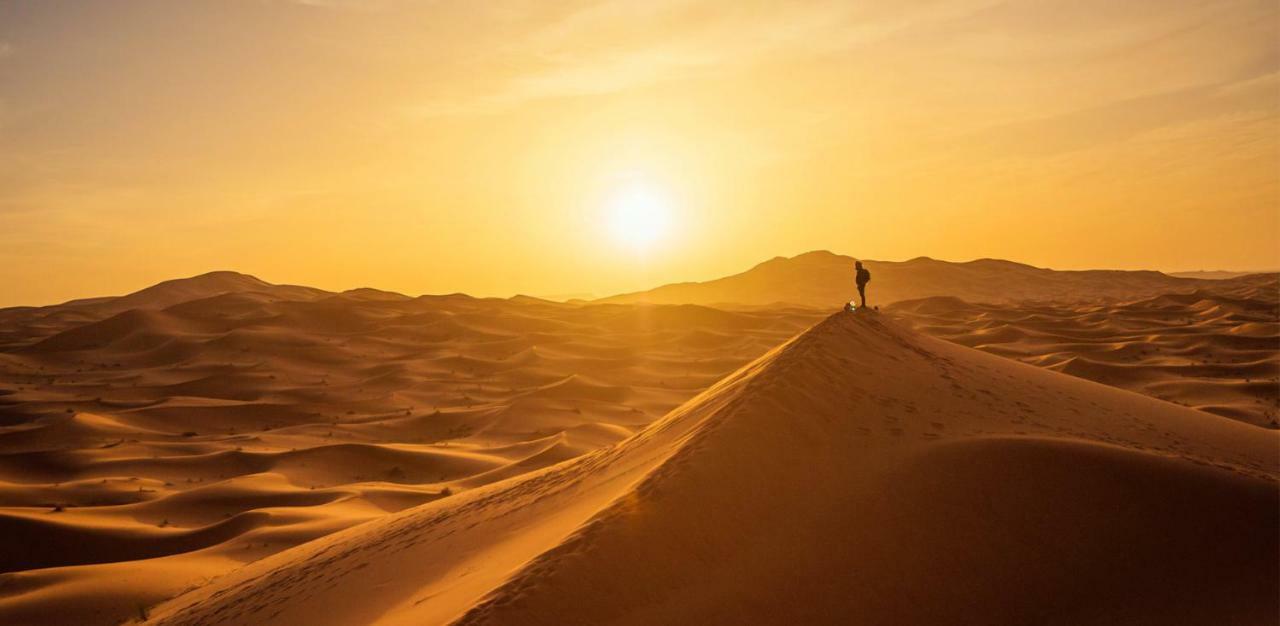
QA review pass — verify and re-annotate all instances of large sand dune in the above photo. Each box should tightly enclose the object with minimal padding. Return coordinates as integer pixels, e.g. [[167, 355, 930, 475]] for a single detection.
[[143, 312, 1278, 626], [0, 277, 817, 624], [0, 266, 1275, 625]]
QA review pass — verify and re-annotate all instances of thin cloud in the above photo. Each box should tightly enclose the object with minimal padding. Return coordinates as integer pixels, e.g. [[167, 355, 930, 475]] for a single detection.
[[407, 1, 1007, 118], [970, 71, 1280, 159], [285, 0, 400, 10]]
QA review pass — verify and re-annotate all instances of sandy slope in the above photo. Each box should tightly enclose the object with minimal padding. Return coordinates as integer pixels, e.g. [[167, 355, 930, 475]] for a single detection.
[[599, 250, 1219, 308], [1, 267, 1276, 625], [890, 273, 1280, 428], [0, 282, 816, 625], [143, 312, 1277, 626]]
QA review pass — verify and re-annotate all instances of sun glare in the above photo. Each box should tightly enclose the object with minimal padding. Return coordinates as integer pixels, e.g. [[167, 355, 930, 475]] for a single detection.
[[607, 182, 671, 251]]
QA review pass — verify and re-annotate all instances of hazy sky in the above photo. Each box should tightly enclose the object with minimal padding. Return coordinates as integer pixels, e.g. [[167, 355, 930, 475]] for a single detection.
[[1, 0, 1277, 305]]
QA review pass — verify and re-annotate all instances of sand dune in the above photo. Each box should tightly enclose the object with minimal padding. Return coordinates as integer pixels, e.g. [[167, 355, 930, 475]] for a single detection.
[[62, 272, 329, 317], [890, 273, 1280, 428], [0, 272, 329, 352], [142, 312, 1278, 626], [599, 250, 1221, 308], [0, 274, 817, 624], [1170, 270, 1265, 280], [0, 266, 1275, 625]]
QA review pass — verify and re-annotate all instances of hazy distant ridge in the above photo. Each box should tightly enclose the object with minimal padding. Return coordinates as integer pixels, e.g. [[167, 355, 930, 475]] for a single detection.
[[598, 250, 1237, 308]]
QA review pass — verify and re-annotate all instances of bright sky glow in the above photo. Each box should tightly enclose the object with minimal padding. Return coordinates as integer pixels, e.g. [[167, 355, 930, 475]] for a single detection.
[[0, 1, 1276, 304], [607, 181, 672, 251]]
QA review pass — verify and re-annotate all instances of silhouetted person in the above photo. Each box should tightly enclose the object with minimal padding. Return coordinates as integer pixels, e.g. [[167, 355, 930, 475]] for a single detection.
[[855, 260, 871, 309]]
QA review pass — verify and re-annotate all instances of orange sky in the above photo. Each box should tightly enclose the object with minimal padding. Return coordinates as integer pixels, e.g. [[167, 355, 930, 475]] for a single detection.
[[1, 0, 1277, 306]]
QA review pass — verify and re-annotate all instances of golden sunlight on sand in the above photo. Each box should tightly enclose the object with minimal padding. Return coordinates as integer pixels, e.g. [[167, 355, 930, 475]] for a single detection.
[[0, 2, 1276, 625]]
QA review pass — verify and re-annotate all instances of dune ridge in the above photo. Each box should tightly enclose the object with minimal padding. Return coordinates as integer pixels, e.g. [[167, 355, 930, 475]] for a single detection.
[[890, 273, 1280, 428], [144, 312, 1278, 626], [0, 265, 1275, 624], [598, 250, 1226, 308], [0, 278, 817, 624]]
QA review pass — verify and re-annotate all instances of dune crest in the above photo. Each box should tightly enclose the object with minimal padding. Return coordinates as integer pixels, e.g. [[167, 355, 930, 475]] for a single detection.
[[146, 312, 1278, 626], [1, 266, 1276, 625], [598, 250, 1223, 308], [0, 280, 817, 624]]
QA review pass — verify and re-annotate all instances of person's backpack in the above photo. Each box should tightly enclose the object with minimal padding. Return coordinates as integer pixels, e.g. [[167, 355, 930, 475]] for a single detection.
[[857, 268, 871, 285]]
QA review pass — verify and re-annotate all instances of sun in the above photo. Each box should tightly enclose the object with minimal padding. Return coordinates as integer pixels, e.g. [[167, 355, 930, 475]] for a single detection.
[[606, 181, 672, 250]]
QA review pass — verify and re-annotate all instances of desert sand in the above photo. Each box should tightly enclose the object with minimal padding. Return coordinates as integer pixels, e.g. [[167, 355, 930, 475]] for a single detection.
[[604, 251, 1280, 427], [144, 313, 1278, 626], [890, 272, 1280, 428], [0, 260, 1275, 625], [0, 274, 817, 624]]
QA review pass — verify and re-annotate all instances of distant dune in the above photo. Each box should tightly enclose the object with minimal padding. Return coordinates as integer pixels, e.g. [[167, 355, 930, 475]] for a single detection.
[[145, 313, 1278, 626], [62, 271, 329, 315], [0, 272, 818, 625], [0, 264, 1275, 625], [597, 250, 1217, 308], [890, 273, 1280, 428], [0, 271, 329, 351], [1169, 270, 1265, 280]]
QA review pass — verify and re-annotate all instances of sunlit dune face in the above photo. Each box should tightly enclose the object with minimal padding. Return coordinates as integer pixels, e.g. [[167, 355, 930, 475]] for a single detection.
[[606, 181, 672, 251]]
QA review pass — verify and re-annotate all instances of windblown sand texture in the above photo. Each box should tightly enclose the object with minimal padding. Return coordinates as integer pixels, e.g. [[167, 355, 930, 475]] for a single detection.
[[144, 313, 1278, 626], [0, 273, 816, 624], [890, 273, 1280, 428], [0, 264, 1275, 625]]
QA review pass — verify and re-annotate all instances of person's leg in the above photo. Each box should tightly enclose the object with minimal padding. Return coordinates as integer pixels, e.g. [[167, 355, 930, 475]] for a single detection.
[[858, 285, 866, 308]]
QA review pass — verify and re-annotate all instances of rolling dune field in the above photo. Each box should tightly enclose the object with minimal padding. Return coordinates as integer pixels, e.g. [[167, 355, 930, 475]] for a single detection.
[[143, 312, 1278, 626], [0, 264, 1275, 625], [890, 273, 1280, 428], [0, 276, 817, 624]]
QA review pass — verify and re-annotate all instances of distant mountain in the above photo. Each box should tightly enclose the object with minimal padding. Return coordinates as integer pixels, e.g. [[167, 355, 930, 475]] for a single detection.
[[1168, 270, 1259, 280], [88, 271, 331, 314], [0, 271, 331, 350], [597, 251, 1213, 308]]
